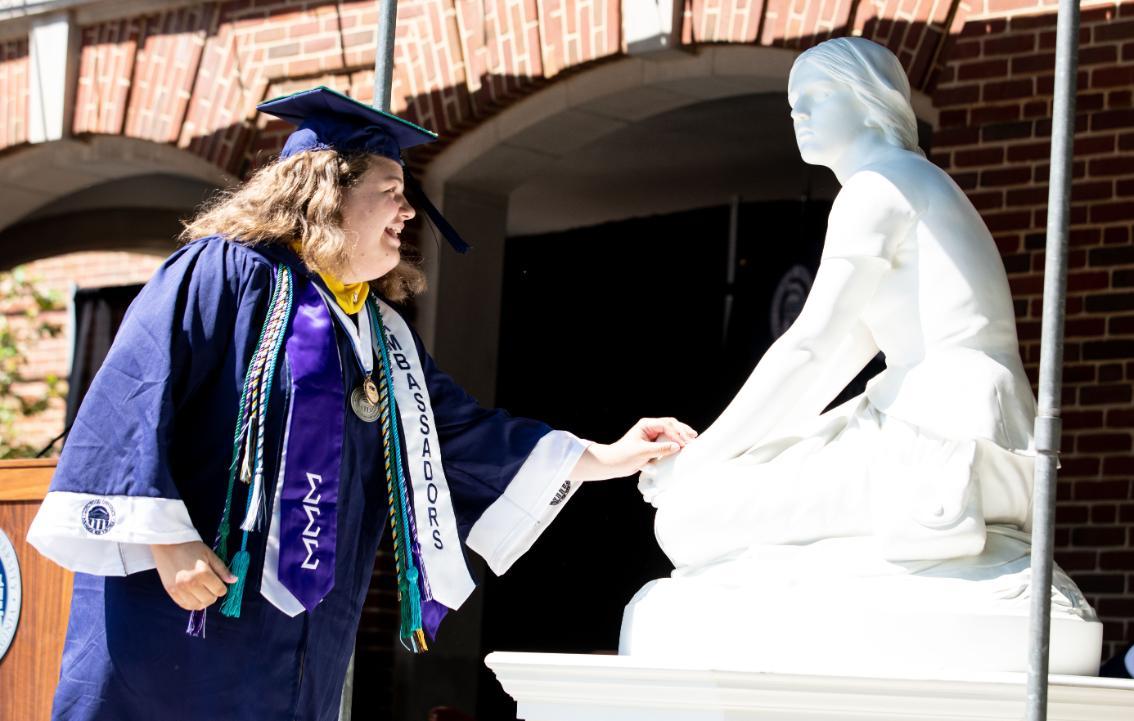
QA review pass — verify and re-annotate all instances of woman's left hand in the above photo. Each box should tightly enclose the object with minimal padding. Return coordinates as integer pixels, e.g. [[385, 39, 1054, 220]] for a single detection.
[[570, 417, 698, 482]]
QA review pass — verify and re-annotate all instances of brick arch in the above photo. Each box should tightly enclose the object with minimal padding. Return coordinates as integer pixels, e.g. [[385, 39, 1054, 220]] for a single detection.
[[407, 43, 939, 352], [420, 44, 940, 201], [0, 0, 970, 180], [45, 0, 628, 174], [0, 135, 230, 268]]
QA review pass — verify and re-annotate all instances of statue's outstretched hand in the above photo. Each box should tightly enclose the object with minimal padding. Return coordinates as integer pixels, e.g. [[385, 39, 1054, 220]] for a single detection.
[[569, 417, 697, 482], [638, 452, 679, 505], [638, 433, 709, 505]]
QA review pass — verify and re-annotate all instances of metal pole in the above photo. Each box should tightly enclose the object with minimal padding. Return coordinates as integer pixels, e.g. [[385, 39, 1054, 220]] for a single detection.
[[341, 8, 398, 721], [340, 8, 398, 718], [1025, 0, 1080, 718], [374, 0, 398, 111], [722, 195, 739, 345]]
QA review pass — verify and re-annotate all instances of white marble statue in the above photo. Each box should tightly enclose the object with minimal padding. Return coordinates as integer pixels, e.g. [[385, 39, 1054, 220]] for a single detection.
[[622, 37, 1102, 676]]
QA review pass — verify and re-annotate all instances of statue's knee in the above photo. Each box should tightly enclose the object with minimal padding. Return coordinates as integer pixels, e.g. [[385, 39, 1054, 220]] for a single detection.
[[653, 500, 703, 568], [652, 501, 682, 556]]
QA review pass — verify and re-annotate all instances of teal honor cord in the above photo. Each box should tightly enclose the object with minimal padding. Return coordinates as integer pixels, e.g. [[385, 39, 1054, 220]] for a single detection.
[[325, 293, 429, 650]]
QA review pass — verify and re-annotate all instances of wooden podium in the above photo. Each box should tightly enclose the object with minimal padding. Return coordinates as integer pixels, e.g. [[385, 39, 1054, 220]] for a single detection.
[[0, 459, 70, 721]]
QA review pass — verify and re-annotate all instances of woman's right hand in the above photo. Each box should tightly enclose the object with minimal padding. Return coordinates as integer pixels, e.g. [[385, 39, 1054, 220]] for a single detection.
[[151, 541, 237, 610]]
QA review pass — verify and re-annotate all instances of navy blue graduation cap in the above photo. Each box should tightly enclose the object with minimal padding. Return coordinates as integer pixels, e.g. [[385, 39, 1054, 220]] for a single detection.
[[257, 86, 469, 254]]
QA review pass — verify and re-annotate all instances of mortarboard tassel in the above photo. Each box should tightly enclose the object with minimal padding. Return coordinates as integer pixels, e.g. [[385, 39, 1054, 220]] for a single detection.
[[402, 166, 470, 255]]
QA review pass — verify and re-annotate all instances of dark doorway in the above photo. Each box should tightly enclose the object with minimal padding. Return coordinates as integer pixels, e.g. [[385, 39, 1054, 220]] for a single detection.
[[65, 284, 145, 428], [477, 197, 837, 718]]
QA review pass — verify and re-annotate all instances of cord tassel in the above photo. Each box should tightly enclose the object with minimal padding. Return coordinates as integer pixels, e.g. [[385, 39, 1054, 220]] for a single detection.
[[240, 469, 266, 532], [239, 424, 255, 485], [186, 608, 207, 638], [219, 546, 252, 618]]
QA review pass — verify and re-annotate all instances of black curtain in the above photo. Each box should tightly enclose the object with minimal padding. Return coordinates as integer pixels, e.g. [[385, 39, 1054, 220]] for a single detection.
[[477, 198, 877, 719], [64, 284, 144, 429]]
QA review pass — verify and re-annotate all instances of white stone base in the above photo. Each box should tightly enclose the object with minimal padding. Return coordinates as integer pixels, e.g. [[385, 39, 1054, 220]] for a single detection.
[[619, 577, 1103, 676], [619, 531, 1103, 677], [485, 652, 1134, 721]]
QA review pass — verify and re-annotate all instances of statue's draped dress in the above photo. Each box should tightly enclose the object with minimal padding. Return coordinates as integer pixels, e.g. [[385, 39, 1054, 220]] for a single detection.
[[653, 161, 1037, 569]]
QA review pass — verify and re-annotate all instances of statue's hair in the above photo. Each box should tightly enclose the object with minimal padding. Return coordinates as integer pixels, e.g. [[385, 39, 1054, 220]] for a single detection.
[[790, 37, 924, 156], [178, 150, 426, 302]]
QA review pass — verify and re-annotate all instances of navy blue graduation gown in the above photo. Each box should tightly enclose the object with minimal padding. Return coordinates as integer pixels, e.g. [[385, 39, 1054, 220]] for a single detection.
[[29, 236, 584, 721]]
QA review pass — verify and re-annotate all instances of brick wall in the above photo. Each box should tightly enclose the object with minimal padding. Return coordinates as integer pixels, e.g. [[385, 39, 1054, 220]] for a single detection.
[[0, 252, 165, 453], [31, 0, 623, 175], [933, 0, 1134, 655], [0, 36, 27, 147]]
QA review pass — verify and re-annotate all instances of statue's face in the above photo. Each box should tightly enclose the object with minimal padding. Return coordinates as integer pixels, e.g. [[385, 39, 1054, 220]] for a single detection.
[[788, 62, 870, 167]]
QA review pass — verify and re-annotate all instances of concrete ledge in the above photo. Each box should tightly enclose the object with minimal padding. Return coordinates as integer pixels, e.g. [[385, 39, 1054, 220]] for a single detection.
[[485, 652, 1134, 721]]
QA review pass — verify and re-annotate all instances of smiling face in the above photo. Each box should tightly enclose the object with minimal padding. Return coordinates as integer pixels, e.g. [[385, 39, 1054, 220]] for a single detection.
[[337, 155, 416, 283], [788, 61, 871, 167]]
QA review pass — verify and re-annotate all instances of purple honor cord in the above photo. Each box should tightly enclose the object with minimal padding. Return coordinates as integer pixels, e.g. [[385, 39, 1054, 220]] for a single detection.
[[277, 279, 344, 610], [407, 506, 448, 638]]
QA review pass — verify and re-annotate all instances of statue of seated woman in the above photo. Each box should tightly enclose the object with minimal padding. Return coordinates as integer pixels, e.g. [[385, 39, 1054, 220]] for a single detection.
[[622, 37, 1102, 675]]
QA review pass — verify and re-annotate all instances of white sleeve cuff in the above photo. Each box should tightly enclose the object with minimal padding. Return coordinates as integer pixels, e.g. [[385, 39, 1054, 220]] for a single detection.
[[466, 431, 589, 576], [27, 491, 202, 576]]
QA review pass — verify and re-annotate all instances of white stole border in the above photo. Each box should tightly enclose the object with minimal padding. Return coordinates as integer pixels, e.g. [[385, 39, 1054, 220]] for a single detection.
[[375, 300, 476, 610], [260, 387, 306, 617]]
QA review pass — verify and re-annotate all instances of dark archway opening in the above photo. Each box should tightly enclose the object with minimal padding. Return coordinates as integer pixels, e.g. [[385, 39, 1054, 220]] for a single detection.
[[480, 196, 844, 718]]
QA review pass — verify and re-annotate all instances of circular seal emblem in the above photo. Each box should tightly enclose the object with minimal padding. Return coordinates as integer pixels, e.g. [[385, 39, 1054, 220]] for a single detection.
[[770, 265, 814, 339], [81, 499, 117, 536], [0, 527, 22, 662]]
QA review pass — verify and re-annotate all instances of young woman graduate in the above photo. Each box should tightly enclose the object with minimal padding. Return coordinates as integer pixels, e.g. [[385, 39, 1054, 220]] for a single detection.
[[27, 86, 696, 721]]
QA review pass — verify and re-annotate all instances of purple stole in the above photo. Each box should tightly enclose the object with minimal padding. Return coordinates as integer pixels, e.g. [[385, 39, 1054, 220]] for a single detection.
[[276, 278, 343, 610]]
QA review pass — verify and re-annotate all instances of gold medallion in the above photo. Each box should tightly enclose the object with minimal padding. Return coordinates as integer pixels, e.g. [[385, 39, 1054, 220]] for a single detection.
[[350, 386, 381, 422], [363, 375, 380, 405]]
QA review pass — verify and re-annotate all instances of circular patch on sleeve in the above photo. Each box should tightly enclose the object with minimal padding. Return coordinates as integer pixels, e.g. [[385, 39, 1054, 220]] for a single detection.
[[81, 499, 117, 536]]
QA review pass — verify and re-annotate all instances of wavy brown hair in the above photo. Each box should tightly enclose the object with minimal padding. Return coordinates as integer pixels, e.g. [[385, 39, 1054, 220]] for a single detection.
[[179, 150, 427, 302]]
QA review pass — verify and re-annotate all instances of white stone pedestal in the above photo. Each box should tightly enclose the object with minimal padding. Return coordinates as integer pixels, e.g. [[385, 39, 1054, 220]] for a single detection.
[[618, 531, 1104, 677], [485, 652, 1134, 721]]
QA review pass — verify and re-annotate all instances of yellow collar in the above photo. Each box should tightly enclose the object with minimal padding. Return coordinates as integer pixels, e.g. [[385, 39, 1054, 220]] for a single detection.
[[319, 273, 369, 315], [289, 242, 369, 314]]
